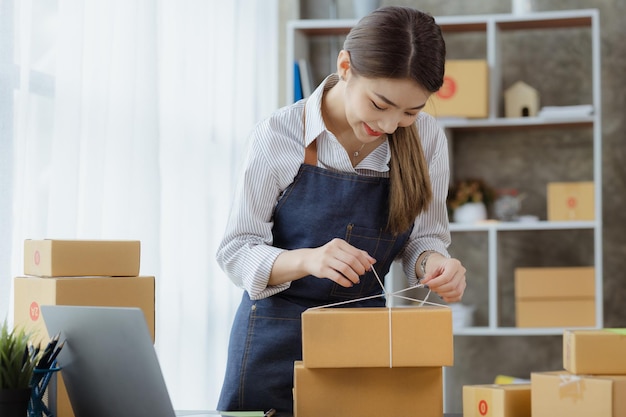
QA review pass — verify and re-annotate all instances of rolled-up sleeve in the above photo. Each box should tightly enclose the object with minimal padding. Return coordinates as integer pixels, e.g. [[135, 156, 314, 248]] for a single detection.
[[216, 112, 303, 299]]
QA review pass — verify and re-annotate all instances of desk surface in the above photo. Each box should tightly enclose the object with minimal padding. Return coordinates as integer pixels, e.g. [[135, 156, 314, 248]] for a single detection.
[[176, 411, 463, 417]]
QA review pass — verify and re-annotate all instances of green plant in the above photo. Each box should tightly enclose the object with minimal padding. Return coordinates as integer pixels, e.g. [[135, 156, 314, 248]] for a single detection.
[[447, 178, 496, 217], [0, 320, 39, 389]]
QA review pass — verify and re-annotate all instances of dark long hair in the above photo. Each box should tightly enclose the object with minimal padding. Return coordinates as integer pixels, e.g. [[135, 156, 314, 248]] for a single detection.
[[344, 7, 446, 233]]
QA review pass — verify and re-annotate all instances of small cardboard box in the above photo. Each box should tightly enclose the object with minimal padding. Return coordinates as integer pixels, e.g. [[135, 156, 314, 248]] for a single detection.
[[293, 361, 443, 417], [24, 239, 141, 277], [463, 384, 531, 417], [13, 275, 155, 417], [514, 267, 595, 327], [301, 305, 453, 368], [564, 329, 626, 374], [547, 182, 595, 221], [423, 60, 489, 118], [531, 371, 626, 417]]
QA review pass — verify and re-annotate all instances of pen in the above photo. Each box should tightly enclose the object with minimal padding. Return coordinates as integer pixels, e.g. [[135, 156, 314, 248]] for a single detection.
[[264, 409, 276, 417], [37, 333, 60, 369], [46, 340, 65, 367]]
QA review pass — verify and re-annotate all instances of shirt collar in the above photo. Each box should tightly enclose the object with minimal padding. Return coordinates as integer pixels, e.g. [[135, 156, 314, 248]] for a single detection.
[[303, 74, 338, 147]]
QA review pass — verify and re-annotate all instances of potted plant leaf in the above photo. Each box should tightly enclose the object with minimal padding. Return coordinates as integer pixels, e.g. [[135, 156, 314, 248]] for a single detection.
[[447, 178, 495, 223], [0, 320, 39, 417]]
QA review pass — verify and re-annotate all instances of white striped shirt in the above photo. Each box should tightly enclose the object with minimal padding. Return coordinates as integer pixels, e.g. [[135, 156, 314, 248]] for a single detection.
[[216, 75, 451, 299]]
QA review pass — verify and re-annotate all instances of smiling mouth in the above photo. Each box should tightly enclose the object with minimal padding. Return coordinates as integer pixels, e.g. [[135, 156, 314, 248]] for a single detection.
[[364, 123, 382, 137]]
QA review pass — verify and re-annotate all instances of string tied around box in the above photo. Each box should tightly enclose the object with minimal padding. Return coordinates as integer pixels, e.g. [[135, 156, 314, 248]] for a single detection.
[[309, 265, 447, 368]]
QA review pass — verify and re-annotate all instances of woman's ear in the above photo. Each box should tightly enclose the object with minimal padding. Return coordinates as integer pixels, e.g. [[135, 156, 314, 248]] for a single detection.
[[336, 50, 351, 80]]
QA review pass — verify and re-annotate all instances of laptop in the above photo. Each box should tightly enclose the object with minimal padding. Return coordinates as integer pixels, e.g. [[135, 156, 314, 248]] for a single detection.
[[41, 305, 268, 417]]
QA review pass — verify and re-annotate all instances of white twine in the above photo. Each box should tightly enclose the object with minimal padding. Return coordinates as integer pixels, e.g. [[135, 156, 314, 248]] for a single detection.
[[308, 265, 448, 367]]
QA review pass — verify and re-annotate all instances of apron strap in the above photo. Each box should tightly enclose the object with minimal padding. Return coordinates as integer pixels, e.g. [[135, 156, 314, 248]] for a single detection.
[[302, 100, 318, 166]]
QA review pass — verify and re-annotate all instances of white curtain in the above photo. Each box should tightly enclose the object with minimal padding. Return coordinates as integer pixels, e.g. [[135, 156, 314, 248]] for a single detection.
[[2, 0, 279, 409]]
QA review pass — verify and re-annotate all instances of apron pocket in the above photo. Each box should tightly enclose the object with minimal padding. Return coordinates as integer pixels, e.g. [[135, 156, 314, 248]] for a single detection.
[[329, 224, 399, 298]]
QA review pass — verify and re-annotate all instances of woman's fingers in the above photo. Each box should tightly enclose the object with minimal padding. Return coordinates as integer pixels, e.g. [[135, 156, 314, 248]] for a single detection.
[[310, 238, 376, 287]]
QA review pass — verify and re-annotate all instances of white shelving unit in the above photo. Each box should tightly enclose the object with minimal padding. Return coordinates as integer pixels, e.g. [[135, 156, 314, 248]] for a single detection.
[[286, 9, 602, 336]]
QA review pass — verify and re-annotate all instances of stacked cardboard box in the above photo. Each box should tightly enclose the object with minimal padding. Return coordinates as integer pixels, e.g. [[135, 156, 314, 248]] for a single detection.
[[514, 266, 595, 327], [463, 383, 531, 417], [531, 329, 626, 417], [13, 239, 155, 417], [294, 305, 452, 417], [547, 181, 595, 221], [423, 60, 489, 119]]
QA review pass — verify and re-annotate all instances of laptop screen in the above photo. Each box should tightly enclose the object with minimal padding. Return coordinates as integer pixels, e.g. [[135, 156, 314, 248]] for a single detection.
[[41, 305, 177, 417]]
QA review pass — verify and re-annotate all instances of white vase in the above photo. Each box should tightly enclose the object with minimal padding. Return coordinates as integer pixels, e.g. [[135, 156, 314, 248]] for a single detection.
[[453, 202, 487, 224]]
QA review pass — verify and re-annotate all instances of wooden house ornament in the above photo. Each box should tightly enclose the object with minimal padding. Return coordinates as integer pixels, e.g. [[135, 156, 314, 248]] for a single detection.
[[504, 81, 539, 118]]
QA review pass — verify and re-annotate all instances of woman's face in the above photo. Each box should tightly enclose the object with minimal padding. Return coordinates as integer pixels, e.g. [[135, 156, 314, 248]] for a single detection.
[[343, 73, 431, 142]]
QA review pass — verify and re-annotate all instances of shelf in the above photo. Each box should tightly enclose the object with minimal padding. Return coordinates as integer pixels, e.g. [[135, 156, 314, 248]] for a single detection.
[[454, 326, 596, 337], [438, 116, 595, 131], [287, 9, 603, 337], [288, 9, 597, 36], [449, 220, 596, 232]]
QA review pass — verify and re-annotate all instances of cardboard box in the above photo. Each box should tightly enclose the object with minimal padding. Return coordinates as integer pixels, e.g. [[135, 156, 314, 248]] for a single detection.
[[531, 371, 626, 417], [514, 267, 595, 327], [516, 299, 595, 328], [293, 361, 443, 417], [564, 329, 626, 374], [547, 182, 595, 221], [24, 239, 141, 277], [423, 60, 489, 118], [301, 306, 453, 368], [463, 384, 531, 417], [515, 267, 595, 299], [14, 275, 156, 344], [13, 275, 155, 417]]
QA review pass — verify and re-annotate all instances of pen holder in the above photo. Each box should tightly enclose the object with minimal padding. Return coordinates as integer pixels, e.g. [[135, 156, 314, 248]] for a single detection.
[[28, 365, 61, 417]]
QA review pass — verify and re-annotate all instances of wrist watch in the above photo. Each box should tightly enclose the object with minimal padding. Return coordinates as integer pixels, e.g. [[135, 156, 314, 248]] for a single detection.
[[420, 251, 437, 277]]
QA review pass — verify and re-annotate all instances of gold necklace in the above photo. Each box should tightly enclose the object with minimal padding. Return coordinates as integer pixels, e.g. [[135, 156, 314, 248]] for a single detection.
[[353, 143, 366, 158]]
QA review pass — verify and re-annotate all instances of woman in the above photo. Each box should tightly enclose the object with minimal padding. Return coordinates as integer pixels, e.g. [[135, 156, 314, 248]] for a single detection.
[[216, 6, 466, 415]]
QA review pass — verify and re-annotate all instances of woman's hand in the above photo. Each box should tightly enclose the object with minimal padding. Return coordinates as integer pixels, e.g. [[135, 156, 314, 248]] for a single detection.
[[306, 238, 376, 287], [269, 238, 376, 288], [420, 254, 466, 303]]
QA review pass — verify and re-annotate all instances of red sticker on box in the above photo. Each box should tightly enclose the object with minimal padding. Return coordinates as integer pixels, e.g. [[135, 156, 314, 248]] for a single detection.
[[567, 197, 577, 208], [34, 250, 40, 266], [30, 301, 40, 321], [478, 399, 488, 416], [437, 76, 457, 99]]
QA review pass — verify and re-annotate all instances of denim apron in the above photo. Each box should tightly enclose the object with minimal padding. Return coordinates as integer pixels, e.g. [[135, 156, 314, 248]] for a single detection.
[[218, 123, 413, 416]]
